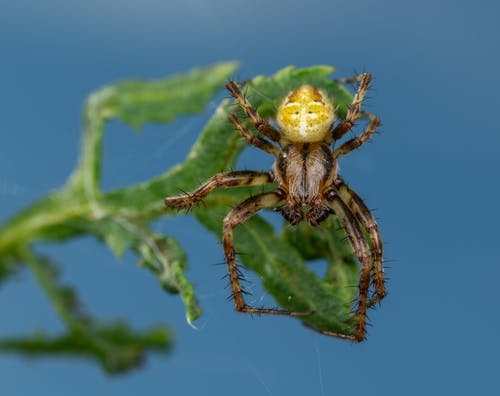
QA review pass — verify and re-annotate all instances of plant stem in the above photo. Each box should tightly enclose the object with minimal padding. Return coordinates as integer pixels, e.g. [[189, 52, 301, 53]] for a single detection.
[[0, 192, 85, 258], [21, 249, 83, 332]]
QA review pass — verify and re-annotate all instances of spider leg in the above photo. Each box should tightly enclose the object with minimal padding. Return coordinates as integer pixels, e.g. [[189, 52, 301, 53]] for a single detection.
[[226, 81, 281, 143], [334, 74, 367, 84], [223, 191, 312, 316], [164, 171, 273, 208], [314, 193, 372, 342], [328, 72, 373, 143], [335, 177, 386, 307], [228, 113, 280, 157], [333, 112, 381, 158]]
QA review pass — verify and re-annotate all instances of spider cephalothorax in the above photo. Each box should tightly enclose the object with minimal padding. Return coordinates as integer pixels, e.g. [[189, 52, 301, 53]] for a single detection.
[[164, 73, 385, 342]]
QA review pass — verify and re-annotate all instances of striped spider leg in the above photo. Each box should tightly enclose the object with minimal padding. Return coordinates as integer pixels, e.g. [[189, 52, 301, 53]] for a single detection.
[[222, 190, 313, 316], [334, 176, 386, 307]]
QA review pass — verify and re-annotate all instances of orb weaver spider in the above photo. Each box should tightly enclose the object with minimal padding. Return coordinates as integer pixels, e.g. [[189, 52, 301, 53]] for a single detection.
[[164, 73, 385, 342]]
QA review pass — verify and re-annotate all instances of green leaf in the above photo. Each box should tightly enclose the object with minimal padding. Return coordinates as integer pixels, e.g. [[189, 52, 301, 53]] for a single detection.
[[0, 323, 171, 374], [0, 63, 366, 371], [14, 251, 171, 373], [0, 62, 237, 372], [69, 61, 239, 197], [136, 232, 202, 324], [109, 62, 239, 130], [283, 217, 360, 311]]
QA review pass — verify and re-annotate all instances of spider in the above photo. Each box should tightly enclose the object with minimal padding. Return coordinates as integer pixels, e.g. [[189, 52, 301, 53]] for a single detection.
[[164, 73, 385, 342]]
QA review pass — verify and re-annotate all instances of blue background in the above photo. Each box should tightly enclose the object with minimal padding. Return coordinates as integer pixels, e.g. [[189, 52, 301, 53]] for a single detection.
[[1, 0, 499, 394]]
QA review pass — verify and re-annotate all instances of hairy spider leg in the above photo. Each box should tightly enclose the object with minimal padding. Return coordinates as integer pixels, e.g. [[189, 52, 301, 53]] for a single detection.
[[334, 74, 367, 84], [228, 113, 280, 156], [164, 171, 273, 208], [328, 73, 372, 143], [334, 112, 381, 158], [320, 193, 372, 342], [223, 191, 312, 316], [226, 81, 281, 143], [335, 177, 386, 306]]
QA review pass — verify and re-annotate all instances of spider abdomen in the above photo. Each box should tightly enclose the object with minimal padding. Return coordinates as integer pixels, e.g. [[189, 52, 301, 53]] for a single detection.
[[276, 84, 335, 142]]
